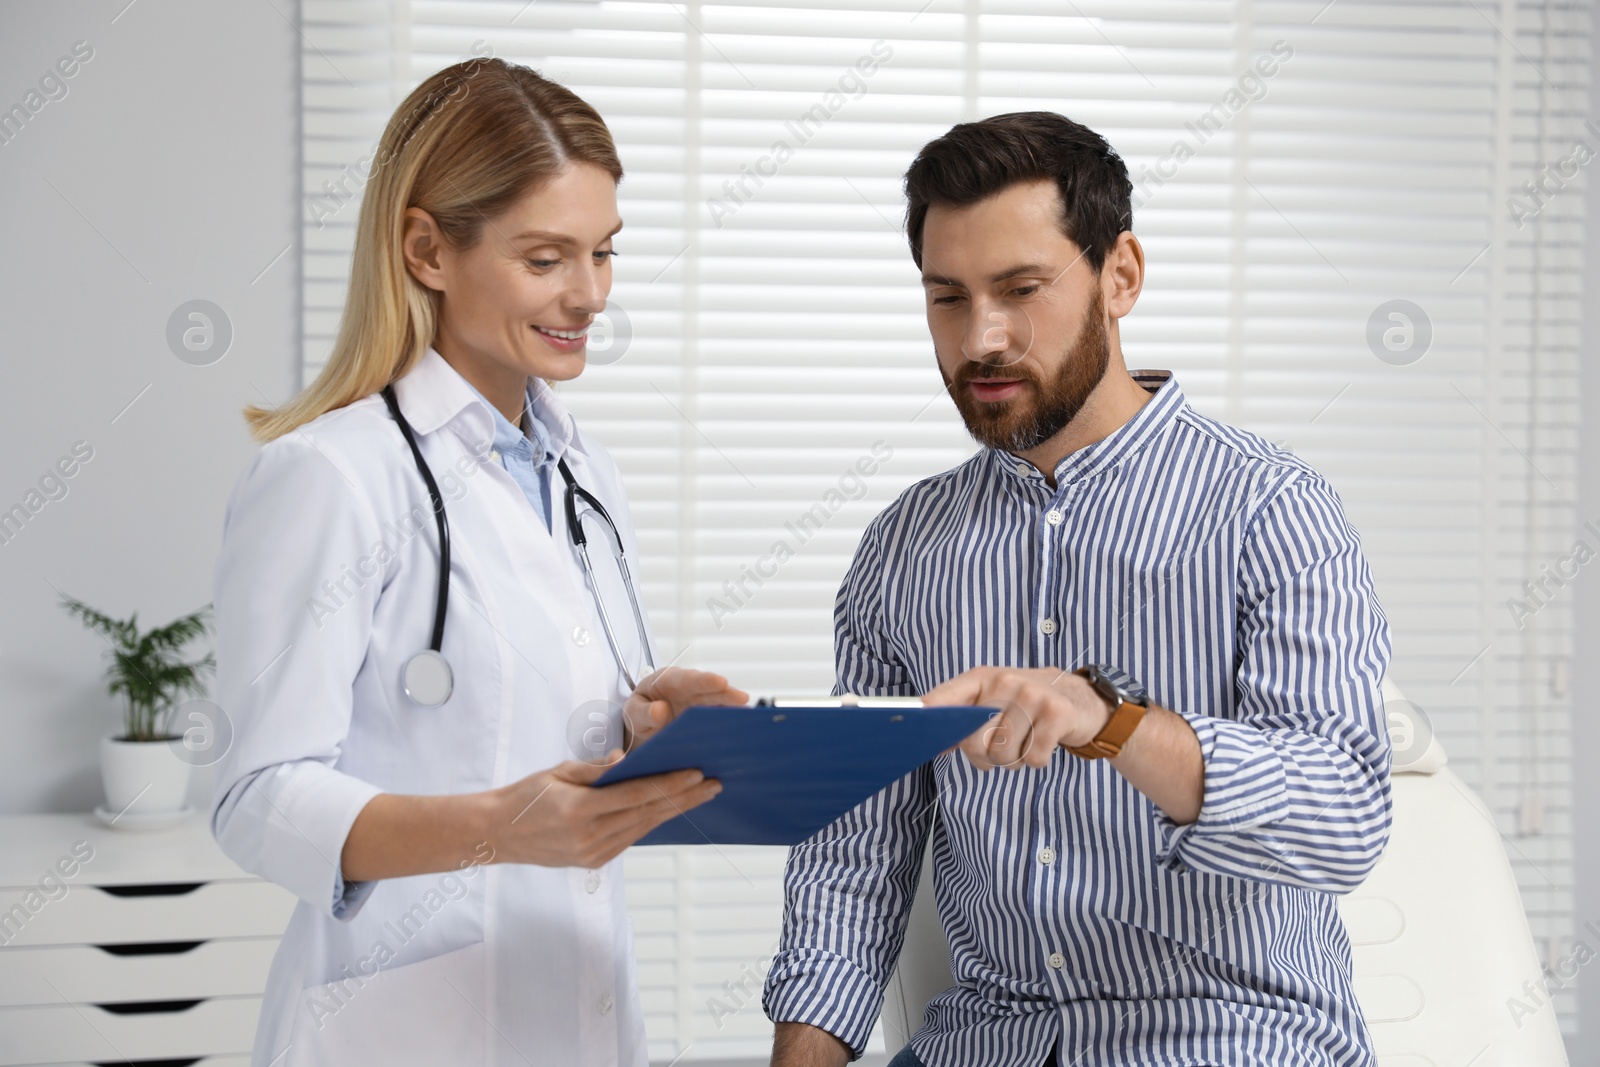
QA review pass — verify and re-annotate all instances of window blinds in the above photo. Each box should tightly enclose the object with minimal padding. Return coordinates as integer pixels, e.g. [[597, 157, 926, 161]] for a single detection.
[[300, 0, 1589, 1053]]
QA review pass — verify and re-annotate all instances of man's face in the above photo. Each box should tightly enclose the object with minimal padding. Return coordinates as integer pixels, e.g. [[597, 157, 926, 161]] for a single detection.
[[920, 178, 1110, 453]]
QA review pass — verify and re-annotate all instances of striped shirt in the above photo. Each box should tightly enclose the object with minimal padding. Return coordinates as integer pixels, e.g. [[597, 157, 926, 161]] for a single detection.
[[762, 371, 1392, 1067]]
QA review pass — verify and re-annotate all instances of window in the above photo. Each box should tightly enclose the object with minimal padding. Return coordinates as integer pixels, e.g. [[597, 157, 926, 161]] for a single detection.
[[301, 0, 1589, 1052]]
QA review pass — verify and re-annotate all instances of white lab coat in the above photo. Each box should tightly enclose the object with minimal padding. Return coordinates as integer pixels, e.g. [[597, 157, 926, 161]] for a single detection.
[[210, 346, 653, 1067]]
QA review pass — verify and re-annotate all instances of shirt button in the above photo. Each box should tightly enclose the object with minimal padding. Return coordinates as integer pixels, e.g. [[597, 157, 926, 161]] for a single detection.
[[1046, 510, 1062, 526], [489, 449, 500, 462], [597, 992, 614, 1015], [1040, 618, 1056, 635], [1038, 847, 1055, 865], [1015, 462, 1031, 477], [585, 871, 601, 893], [1047, 952, 1065, 969], [573, 626, 591, 646]]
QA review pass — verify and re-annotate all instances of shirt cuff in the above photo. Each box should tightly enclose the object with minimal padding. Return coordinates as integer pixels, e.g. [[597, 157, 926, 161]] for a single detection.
[[332, 865, 378, 919], [1150, 709, 1289, 873], [243, 763, 385, 921], [763, 947, 885, 1060]]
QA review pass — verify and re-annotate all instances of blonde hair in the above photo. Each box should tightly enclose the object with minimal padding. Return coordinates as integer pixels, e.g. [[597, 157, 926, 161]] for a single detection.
[[245, 58, 623, 441]]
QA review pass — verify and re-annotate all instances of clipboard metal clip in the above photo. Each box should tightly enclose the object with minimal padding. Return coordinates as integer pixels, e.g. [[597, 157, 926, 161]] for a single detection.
[[755, 694, 927, 709]]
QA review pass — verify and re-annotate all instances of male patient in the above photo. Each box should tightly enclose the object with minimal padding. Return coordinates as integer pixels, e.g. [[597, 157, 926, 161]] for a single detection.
[[762, 112, 1392, 1067]]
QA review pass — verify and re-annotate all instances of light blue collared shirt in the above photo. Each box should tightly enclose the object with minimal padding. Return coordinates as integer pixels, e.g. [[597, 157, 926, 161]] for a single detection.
[[462, 377, 561, 533]]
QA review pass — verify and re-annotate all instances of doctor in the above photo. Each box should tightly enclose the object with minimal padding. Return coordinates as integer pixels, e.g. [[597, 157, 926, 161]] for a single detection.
[[210, 58, 744, 1066]]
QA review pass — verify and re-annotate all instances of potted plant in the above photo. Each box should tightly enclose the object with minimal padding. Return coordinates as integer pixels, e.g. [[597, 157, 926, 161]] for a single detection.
[[60, 595, 215, 823]]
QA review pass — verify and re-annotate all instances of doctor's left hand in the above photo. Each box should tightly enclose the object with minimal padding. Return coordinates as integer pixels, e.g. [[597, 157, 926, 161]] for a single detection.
[[623, 666, 748, 750]]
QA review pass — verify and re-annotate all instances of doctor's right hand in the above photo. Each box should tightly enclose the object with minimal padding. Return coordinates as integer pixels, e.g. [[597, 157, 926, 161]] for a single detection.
[[487, 760, 720, 869], [624, 666, 749, 750]]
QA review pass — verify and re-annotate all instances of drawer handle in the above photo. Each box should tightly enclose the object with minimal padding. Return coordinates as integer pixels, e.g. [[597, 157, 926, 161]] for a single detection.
[[96, 882, 206, 898], [95, 940, 205, 957], [92, 1060, 203, 1067], [95, 998, 204, 1015]]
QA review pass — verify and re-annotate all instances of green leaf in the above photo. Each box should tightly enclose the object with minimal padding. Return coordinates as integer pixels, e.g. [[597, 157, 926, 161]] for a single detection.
[[60, 595, 216, 739]]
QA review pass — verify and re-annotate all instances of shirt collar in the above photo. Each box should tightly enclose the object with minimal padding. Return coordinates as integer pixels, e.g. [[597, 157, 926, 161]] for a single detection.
[[998, 369, 1184, 488], [391, 345, 578, 462], [459, 373, 560, 466], [526, 376, 577, 459]]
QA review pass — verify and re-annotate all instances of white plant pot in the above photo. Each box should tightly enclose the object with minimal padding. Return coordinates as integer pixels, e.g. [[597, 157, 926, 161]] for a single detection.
[[99, 735, 192, 817]]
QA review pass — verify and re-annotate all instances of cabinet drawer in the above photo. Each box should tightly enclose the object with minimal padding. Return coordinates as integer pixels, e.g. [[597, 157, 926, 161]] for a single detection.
[[0, 938, 280, 1007], [0, 881, 294, 947], [0, 995, 261, 1065]]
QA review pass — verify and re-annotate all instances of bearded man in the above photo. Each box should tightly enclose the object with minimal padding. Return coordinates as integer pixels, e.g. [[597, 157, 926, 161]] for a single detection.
[[761, 112, 1394, 1067]]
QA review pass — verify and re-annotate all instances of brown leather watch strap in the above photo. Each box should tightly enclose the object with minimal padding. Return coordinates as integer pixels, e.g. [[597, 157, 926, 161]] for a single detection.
[[1065, 669, 1149, 759]]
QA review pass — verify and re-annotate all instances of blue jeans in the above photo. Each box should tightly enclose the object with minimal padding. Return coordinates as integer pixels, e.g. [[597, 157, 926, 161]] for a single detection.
[[885, 1047, 925, 1067]]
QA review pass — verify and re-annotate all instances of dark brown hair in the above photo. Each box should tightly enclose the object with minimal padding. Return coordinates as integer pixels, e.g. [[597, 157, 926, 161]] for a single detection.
[[902, 111, 1132, 274]]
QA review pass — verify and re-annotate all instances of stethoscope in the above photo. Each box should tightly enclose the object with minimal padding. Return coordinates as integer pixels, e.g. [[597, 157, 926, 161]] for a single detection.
[[380, 384, 656, 707]]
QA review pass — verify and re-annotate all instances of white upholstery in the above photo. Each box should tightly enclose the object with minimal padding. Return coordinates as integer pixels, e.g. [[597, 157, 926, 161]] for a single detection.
[[879, 821, 953, 1053], [879, 679, 1570, 1066]]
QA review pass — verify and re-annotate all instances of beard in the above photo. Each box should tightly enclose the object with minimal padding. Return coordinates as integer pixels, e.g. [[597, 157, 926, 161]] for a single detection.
[[942, 287, 1111, 454]]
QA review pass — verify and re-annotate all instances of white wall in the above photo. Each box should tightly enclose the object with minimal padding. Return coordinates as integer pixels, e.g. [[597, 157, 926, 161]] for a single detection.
[[0, 0, 298, 812]]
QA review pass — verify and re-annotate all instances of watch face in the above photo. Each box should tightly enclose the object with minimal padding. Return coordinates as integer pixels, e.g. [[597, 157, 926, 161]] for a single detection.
[[1087, 665, 1148, 707], [1082, 669, 1120, 709]]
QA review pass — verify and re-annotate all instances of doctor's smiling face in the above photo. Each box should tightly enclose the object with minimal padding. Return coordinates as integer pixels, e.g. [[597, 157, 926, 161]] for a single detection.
[[399, 161, 621, 424]]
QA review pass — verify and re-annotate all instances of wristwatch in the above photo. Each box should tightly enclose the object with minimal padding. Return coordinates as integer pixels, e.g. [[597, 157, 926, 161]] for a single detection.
[[1066, 665, 1149, 759]]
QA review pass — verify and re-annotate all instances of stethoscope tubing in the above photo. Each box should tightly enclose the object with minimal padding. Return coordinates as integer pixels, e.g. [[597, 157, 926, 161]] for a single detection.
[[560, 457, 651, 691], [380, 382, 655, 703], [381, 386, 450, 654]]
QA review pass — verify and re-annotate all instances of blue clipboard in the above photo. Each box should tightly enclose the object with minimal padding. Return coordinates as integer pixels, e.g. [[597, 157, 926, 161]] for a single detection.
[[592, 703, 993, 846]]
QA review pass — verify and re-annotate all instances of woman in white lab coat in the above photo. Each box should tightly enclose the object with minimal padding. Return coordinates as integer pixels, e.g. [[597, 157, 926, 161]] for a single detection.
[[210, 58, 744, 1067]]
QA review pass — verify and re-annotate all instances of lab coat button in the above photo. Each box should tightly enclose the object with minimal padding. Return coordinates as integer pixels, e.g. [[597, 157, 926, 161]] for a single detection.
[[585, 871, 601, 893], [1040, 618, 1056, 635], [1047, 952, 1065, 969], [1039, 847, 1055, 865], [598, 992, 614, 1015], [573, 626, 591, 646]]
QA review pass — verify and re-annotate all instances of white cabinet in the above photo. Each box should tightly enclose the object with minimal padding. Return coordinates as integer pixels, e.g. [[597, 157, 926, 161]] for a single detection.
[[0, 813, 295, 1067]]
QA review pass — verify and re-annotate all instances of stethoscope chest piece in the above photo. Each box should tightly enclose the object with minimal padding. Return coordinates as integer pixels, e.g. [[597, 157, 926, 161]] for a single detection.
[[402, 648, 453, 708]]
